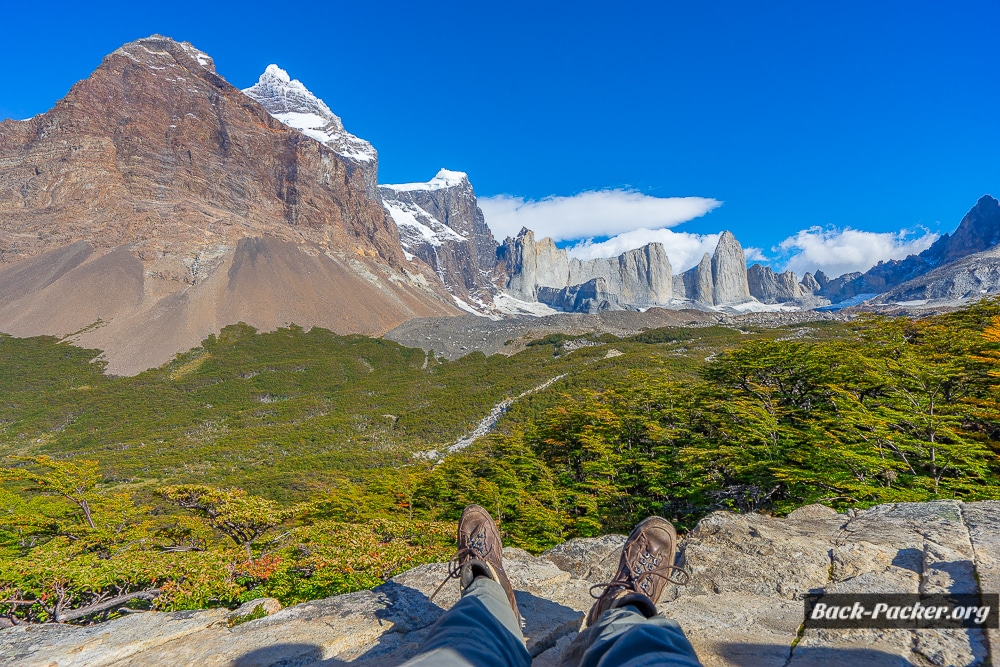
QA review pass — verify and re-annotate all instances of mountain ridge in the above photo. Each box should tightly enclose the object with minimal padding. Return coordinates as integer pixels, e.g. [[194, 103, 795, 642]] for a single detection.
[[2, 35, 1000, 372], [379, 169, 501, 313], [821, 195, 1000, 303], [0, 35, 460, 374]]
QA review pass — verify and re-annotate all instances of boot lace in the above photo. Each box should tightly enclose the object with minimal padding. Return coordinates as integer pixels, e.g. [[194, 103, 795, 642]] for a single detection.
[[429, 537, 495, 603], [589, 561, 690, 600]]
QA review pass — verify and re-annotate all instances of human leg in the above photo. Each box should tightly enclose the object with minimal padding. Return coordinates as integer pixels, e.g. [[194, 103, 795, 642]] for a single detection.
[[560, 603, 700, 667], [560, 517, 702, 667], [402, 505, 531, 667], [402, 573, 530, 667]]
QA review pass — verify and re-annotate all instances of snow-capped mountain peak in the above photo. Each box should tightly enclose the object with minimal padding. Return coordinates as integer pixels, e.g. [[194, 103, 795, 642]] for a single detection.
[[242, 65, 378, 172], [382, 168, 470, 193]]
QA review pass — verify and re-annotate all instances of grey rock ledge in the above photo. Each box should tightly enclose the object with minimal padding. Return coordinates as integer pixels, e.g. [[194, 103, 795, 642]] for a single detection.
[[2, 500, 997, 667]]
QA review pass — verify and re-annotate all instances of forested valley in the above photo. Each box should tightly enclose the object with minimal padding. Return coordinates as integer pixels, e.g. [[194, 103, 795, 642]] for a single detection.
[[2, 303, 999, 623]]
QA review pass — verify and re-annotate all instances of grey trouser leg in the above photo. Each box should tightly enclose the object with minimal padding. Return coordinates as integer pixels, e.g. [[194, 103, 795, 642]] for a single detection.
[[402, 575, 531, 667], [560, 605, 702, 667]]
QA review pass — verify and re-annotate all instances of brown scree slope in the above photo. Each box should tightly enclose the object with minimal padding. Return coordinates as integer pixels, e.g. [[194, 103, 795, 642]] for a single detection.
[[0, 36, 460, 374]]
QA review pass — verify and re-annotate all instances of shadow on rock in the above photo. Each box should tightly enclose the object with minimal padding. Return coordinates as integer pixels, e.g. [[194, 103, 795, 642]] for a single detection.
[[230, 581, 448, 667], [514, 590, 585, 656], [229, 582, 586, 666], [890, 547, 923, 574], [719, 642, 936, 666], [233, 643, 333, 667]]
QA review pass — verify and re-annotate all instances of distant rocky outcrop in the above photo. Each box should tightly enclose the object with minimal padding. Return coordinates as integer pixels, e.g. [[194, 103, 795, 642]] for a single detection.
[[675, 253, 714, 303], [380, 170, 500, 311], [800, 272, 821, 294], [821, 271, 865, 300], [496, 230, 565, 302], [874, 246, 1000, 305], [821, 195, 1000, 303], [926, 195, 1000, 264], [497, 229, 673, 310], [5, 500, 995, 666], [747, 264, 802, 303], [537, 278, 620, 314], [711, 231, 753, 305], [672, 233, 753, 306], [745, 265, 831, 309], [497, 228, 767, 312]]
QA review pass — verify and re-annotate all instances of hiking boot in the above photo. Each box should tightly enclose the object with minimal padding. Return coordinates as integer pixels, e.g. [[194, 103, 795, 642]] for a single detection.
[[434, 504, 520, 623], [585, 516, 689, 627]]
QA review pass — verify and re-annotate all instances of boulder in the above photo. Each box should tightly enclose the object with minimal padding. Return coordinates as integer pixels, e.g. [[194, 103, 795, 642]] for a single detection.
[[541, 534, 627, 583]]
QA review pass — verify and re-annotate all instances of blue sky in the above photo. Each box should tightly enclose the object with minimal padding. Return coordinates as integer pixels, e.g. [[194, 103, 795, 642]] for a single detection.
[[1, 1, 997, 276]]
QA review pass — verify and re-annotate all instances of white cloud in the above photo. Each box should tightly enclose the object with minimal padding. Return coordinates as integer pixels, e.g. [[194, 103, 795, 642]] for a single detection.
[[480, 190, 721, 243], [565, 228, 721, 273], [778, 226, 939, 278]]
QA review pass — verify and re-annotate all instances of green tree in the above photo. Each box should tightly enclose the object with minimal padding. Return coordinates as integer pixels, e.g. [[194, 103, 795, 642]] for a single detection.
[[681, 341, 837, 512], [1, 456, 100, 529], [158, 485, 293, 558], [832, 317, 998, 498]]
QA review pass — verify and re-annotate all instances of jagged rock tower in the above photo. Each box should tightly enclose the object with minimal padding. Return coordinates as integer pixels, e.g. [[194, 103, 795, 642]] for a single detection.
[[496, 229, 673, 311]]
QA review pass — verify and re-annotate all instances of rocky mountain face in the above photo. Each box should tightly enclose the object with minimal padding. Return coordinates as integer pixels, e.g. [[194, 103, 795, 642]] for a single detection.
[[675, 253, 713, 303], [379, 170, 500, 312], [242, 64, 379, 198], [925, 195, 1000, 264], [496, 228, 771, 312], [711, 231, 753, 305], [497, 228, 673, 310], [670, 232, 753, 306], [874, 246, 1000, 304], [800, 272, 821, 294], [0, 36, 459, 374], [536, 278, 621, 314], [822, 195, 1000, 303], [243, 69, 504, 314], [5, 500, 995, 666], [747, 264, 802, 303]]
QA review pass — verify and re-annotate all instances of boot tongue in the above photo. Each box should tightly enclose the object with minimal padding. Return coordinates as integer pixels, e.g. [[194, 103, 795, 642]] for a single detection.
[[614, 592, 659, 618], [460, 559, 496, 588]]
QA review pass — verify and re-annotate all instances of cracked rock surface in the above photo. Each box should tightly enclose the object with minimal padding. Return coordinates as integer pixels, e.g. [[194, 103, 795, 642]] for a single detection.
[[2, 501, 996, 666]]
